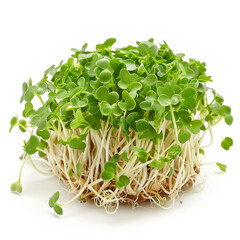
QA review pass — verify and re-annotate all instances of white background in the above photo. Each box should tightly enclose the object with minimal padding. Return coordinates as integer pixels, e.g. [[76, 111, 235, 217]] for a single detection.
[[1, 0, 239, 239]]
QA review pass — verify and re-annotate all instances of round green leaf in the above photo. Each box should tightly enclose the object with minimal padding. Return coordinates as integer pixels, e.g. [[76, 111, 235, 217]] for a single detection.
[[118, 175, 130, 186], [104, 162, 116, 173], [53, 205, 63, 215], [224, 114, 233, 125], [101, 170, 114, 180], [149, 159, 164, 170], [99, 69, 112, 84], [143, 74, 157, 86], [178, 130, 191, 144], [36, 129, 50, 140], [69, 137, 86, 150], [10, 181, 22, 193], [221, 137, 233, 150], [96, 58, 110, 69], [158, 94, 171, 106], [181, 87, 197, 99], [99, 101, 111, 116], [36, 82, 47, 95]]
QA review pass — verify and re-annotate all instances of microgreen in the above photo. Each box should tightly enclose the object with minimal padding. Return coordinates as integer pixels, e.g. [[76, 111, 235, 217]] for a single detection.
[[168, 145, 182, 159], [149, 159, 165, 170], [115, 175, 130, 189], [10, 38, 233, 214], [221, 137, 233, 150], [178, 130, 191, 144], [49, 192, 63, 215], [10, 181, 22, 193], [216, 162, 227, 172]]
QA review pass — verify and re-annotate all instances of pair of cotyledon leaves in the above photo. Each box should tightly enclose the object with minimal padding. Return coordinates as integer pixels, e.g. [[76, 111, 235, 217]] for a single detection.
[[101, 154, 130, 189]]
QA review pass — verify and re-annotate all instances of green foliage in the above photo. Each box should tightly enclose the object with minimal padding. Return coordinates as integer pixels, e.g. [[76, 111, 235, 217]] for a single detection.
[[216, 162, 227, 172], [49, 192, 63, 215], [115, 175, 130, 189], [168, 145, 182, 159], [10, 38, 233, 210], [101, 154, 119, 180], [136, 119, 156, 139], [149, 159, 165, 170], [178, 130, 191, 144], [24, 135, 40, 155], [11, 38, 233, 151], [101, 154, 130, 189], [221, 137, 233, 150], [10, 181, 22, 193], [9, 116, 18, 132]]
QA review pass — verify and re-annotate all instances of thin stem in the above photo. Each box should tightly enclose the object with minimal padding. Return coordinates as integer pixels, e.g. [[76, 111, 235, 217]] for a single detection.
[[169, 104, 178, 142], [36, 94, 44, 105], [18, 155, 28, 183]]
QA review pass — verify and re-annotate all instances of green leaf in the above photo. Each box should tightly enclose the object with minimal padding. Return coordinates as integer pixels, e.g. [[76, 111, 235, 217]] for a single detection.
[[101, 170, 114, 180], [49, 192, 60, 208], [96, 86, 119, 104], [10, 181, 22, 193], [69, 137, 86, 150], [121, 152, 129, 162], [36, 129, 50, 140], [25, 135, 40, 155], [118, 175, 130, 187], [178, 130, 191, 144], [221, 137, 233, 150], [36, 82, 47, 95], [9, 116, 18, 132], [109, 154, 120, 164], [70, 109, 89, 129], [179, 62, 195, 79], [139, 101, 152, 110], [96, 58, 110, 69], [115, 180, 124, 189], [182, 87, 197, 99], [56, 89, 69, 99], [186, 120, 203, 134], [104, 162, 116, 173], [138, 41, 158, 57], [224, 114, 233, 125], [118, 90, 136, 111], [216, 162, 227, 172], [218, 105, 231, 116], [118, 69, 139, 90], [67, 58, 74, 67], [149, 159, 164, 170], [168, 145, 182, 159], [99, 69, 112, 84], [136, 119, 156, 139], [96, 38, 116, 50], [53, 205, 63, 215], [142, 74, 157, 86], [23, 102, 34, 118], [70, 96, 81, 108], [183, 99, 197, 109], [124, 59, 137, 71], [76, 162, 82, 176], [137, 149, 148, 163], [199, 148, 205, 155], [158, 94, 171, 106], [19, 119, 27, 132], [99, 101, 111, 116]]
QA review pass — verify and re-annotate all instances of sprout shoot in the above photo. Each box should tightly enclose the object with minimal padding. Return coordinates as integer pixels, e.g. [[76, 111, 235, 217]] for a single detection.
[[10, 38, 233, 215]]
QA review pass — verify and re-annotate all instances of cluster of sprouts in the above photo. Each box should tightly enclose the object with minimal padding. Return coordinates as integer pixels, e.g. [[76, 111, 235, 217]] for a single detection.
[[10, 38, 233, 215]]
